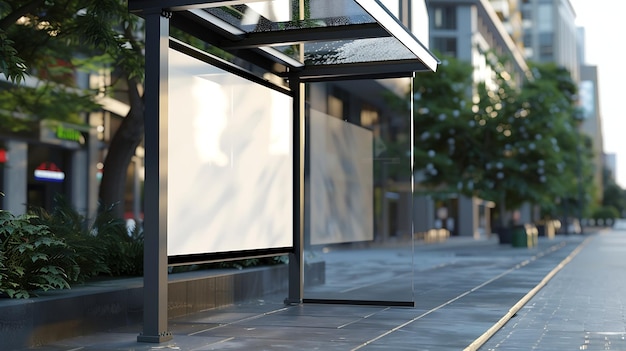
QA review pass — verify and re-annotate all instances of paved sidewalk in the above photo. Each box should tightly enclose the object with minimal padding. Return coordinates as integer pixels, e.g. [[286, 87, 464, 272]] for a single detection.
[[480, 229, 626, 350], [18, 232, 604, 351]]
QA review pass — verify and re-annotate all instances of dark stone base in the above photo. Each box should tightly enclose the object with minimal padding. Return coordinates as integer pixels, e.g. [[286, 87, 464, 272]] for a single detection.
[[0, 262, 324, 350]]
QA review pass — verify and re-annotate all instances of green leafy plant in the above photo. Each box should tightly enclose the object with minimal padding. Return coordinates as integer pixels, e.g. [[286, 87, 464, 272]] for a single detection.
[[31, 195, 144, 281], [91, 206, 143, 277], [0, 211, 74, 298], [30, 196, 110, 282]]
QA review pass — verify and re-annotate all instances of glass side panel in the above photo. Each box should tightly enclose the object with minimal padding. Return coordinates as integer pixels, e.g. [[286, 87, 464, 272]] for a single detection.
[[303, 78, 415, 304]]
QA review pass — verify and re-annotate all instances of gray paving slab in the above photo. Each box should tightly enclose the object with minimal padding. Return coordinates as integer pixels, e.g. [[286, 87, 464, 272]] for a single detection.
[[481, 230, 626, 351], [16, 232, 610, 351]]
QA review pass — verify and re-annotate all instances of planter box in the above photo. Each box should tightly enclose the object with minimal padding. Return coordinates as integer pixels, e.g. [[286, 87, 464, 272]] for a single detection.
[[0, 262, 324, 350]]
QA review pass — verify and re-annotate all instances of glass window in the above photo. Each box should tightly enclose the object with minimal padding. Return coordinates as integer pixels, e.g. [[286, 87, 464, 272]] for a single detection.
[[360, 105, 379, 127], [328, 95, 344, 119], [539, 32, 553, 60], [433, 37, 457, 57], [538, 3, 552, 32], [432, 6, 456, 30]]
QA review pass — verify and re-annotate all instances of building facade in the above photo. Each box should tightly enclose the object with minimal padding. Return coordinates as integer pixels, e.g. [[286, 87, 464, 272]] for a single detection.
[[579, 65, 604, 199], [521, 0, 579, 81]]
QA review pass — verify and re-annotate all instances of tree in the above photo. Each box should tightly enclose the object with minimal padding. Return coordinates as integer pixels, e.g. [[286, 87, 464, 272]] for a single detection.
[[465, 52, 596, 226], [0, 0, 144, 218], [518, 62, 595, 220], [411, 54, 477, 195], [399, 51, 595, 227], [601, 168, 626, 217]]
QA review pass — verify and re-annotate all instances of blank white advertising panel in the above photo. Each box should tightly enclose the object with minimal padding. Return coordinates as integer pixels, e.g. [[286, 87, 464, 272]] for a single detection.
[[309, 110, 374, 245], [167, 48, 293, 257]]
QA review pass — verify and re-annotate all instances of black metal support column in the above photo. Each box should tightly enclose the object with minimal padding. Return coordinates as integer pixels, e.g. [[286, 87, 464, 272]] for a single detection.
[[286, 75, 305, 305], [137, 9, 172, 344]]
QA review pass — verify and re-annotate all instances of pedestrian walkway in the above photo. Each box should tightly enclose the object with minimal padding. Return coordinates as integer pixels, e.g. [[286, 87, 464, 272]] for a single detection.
[[17, 230, 617, 351], [480, 229, 626, 350]]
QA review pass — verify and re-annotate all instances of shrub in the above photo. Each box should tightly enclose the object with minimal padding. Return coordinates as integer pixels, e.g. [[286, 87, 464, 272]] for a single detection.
[[0, 211, 74, 298], [30, 196, 110, 282], [32, 195, 144, 280], [91, 206, 143, 277], [592, 206, 619, 222]]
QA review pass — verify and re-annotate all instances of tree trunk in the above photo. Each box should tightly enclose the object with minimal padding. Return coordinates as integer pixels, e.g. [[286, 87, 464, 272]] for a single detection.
[[98, 77, 144, 219]]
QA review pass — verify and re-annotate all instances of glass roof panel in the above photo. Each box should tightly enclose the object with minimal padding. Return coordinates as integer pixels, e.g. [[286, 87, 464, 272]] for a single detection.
[[270, 37, 415, 65], [304, 37, 415, 65], [131, 0, 438, 78], [201, 0, 376, 33]]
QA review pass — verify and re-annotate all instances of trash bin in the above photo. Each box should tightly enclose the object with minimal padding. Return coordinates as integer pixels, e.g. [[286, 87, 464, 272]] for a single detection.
[[512, 224, 537, 248], [495, 226, 512, 244], [511, 225, 528, 248]]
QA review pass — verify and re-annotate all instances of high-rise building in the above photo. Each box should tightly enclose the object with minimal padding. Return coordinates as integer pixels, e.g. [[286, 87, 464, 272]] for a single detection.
[[579, 65, 604, 199], [427, 0, 528, 87], [605, 153, 617, 181], [521, 0, 579, 81]]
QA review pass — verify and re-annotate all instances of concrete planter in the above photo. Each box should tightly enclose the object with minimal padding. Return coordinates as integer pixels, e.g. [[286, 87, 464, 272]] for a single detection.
[[0, 262, 324, 350]]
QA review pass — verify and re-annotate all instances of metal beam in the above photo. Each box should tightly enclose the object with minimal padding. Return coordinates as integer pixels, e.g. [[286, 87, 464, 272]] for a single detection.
[[170, 12, 285, 73], [137, 9, 172, 344], [297, 60, 427, 82]]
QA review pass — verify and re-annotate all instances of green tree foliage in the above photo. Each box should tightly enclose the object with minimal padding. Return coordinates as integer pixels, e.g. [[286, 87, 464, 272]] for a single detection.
[[601, 168, 626, 217], [0, 0, 145, 218], [519, 62, 595, 218], [0, 1, 123, 124], [412, 55, 477, 195], [473, 55, 594, 222], [400, 51, 595, 224]]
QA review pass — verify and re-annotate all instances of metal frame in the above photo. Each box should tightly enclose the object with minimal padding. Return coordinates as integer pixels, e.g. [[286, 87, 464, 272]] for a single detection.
[[137, 9, 172, 343], [130, 0, 438, 342]]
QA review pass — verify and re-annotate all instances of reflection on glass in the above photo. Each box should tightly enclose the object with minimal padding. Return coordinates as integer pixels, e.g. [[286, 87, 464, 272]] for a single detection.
[[167, 48, 293, 257], [304, 37, 415, 65]]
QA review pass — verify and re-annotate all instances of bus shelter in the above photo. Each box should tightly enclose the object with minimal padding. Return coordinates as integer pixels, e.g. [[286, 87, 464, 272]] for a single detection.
[[129, 0, 438, 342]]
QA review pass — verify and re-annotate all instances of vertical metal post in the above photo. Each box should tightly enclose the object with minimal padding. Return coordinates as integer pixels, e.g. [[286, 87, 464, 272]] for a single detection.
[[137, 9, 172, 343], [286, 75, 305, 305], [287, 1, 305, 305]]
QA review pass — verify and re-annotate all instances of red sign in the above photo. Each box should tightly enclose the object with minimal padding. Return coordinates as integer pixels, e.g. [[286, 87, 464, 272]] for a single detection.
[[0, 149, 6, 163]]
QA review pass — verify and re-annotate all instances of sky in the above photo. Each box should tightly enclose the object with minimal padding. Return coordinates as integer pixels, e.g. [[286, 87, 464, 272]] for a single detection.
[[568, 0, 626, 187]]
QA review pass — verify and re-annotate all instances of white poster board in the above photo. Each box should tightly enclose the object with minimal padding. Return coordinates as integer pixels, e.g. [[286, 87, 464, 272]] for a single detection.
[[167, 48, 293, 257], [309, 110, 374, 245]]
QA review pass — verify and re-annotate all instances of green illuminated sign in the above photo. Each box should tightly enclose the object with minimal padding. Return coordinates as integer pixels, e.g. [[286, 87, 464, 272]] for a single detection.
[[55, 124, 83, 142]]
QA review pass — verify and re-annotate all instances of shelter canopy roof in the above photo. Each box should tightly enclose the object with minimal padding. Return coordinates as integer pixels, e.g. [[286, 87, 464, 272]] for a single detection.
[[129, 0, 438, 81]]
